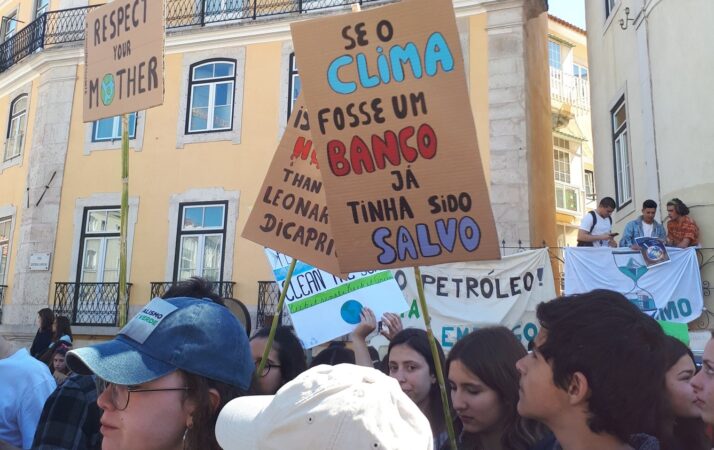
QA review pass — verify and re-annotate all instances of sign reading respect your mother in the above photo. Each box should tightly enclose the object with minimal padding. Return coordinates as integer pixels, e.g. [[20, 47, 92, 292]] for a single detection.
[[291, 0, 500, 273]]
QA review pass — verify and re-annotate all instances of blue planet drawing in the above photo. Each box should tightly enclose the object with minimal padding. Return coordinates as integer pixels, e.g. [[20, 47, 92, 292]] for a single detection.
[[340, 299, 363, 324]]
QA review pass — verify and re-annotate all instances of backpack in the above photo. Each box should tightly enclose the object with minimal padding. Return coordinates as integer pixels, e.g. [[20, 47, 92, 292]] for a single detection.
[[577, 210, 612, 247]]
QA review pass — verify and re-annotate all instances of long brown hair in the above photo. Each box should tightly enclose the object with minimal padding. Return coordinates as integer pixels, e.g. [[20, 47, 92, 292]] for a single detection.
[[181, 371, 247, 450], [447, 327, 544, 450], [38, 308, 54, 332]]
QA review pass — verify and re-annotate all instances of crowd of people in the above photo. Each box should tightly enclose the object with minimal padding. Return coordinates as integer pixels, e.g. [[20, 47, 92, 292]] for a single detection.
[[2, 278, 714, 450]]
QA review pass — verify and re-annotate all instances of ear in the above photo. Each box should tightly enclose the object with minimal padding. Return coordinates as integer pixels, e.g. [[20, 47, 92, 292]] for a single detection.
[[566, 372, 590, 406], [207, 388, 221, 414]]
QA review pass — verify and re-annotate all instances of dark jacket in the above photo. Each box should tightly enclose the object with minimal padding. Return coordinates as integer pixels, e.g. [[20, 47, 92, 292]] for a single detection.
[[29, 329, 53, 358], [529, 433, 659, 450]]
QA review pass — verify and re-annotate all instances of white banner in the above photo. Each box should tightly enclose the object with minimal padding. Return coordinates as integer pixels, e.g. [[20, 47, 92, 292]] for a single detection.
[[265, 249, 407, 348], [564, 247, 703, 323], [393, 249, 556, 350]]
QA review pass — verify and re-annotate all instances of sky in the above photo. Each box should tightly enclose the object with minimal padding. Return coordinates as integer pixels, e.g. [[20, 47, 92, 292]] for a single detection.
[[548, 0, 586, 30]]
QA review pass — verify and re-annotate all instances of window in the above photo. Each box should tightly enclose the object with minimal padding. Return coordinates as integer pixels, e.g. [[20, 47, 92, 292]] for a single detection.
[[287, 52, 301, 120], [2, 14, 16, 42], [553, 150, 571, 184], [35, 0, 49, 17], [77, 208, 121, 284], [555, 184, 579, 212], [186, 60, 236, 134], [584, 170, 595, 198], [548, 41, 561, 70], [606, 0, 617, 18], [573, 64, 588, 80], [206, 0, 243, 17], [4, 95, 27, 162], [612, 97, 631, 207], [0, 217, 10, 285], [92, 113, 137, 142], [174, 203, 227, 282]]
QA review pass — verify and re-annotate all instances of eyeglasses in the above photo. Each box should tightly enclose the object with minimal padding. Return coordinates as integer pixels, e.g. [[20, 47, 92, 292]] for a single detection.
[[96, 378, 191, 411], [254, 360, 281, 378]]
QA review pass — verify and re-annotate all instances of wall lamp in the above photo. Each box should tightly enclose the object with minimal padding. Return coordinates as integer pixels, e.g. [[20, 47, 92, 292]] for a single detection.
[[619, 7, 635, 30]]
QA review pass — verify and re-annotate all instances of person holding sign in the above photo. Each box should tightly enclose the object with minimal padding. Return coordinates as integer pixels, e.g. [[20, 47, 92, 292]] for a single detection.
[[66, 297, 253, 450], [445, 327, 545, 450]]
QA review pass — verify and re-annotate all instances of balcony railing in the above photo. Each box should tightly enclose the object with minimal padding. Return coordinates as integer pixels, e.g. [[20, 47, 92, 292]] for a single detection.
[[53, 282, 131, 326], [150, 280, 235, 299], [0, 285, 6, 324], [550, 68, 590, 110], [0, 0, 386, 76], [256, 280, 292, 329]]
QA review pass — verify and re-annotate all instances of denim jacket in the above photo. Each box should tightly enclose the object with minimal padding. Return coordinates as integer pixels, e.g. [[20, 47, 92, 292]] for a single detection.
[[619, 216, 666, 247]]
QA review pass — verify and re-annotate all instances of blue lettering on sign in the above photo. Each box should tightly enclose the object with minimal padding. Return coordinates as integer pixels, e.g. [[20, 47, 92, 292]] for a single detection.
[[327, 32, 455, 95], [658, 298, 693, 321]]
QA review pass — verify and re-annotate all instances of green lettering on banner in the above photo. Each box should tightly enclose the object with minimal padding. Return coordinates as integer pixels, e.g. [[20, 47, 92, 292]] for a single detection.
[[288, 271, 393, 313], [138, 315, 158, 325]]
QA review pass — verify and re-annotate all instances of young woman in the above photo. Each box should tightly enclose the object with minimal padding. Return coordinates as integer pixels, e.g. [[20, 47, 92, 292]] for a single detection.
[[387, 328, 449, 449], [40, 315, 74, 365], [446, 327, 544, 450], [30, 308, 54, 358], [661, 336, 710, 450], [67, 296, 254, 450], [52, 346, 71, 385], [250, 326, 307, 395]]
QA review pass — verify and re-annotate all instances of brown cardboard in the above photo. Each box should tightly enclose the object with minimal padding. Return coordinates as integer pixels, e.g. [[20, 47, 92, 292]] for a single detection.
[[242, 95, 342, 275], [83, 0, 165, 122], [290, 0, 501, 273]]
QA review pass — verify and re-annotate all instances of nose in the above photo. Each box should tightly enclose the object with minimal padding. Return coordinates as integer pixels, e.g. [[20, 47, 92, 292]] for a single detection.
[[392, 367, 407, 383], [515, 355, 527, 375], [691, 370, 703, 392], [96, 384, 115, 411], [451, 388, 466, 411]]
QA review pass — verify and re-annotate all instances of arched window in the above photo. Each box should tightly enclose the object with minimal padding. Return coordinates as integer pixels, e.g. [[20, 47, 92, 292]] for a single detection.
[[186, 60, 236, 134], [4, 94, 27, 161]]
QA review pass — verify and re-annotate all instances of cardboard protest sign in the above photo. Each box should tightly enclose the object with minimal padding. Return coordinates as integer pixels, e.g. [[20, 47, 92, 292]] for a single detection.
[[290, 0, 500, 273], [391, 249, 555, 350], [265, 249, 407, 348], [242, 96, 341, 275], [84, 0, 165, 122]]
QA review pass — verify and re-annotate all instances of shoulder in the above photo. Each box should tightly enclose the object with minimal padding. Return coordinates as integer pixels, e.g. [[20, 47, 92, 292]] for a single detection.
[[629, 433, 660, 450]]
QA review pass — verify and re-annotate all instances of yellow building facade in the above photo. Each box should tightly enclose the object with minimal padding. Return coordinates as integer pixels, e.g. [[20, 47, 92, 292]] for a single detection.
[[0, 0, 555, 343]]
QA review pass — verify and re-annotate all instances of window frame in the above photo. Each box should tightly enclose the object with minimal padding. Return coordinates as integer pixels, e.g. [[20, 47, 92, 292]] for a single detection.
[[605, 0, 618, 18], [553, 149, 571, 184], [548, 40, 562, 70], [0, 216, 11, 285], [611, 96, 632, 209], [584, 169, 595, 199], [287, 52, 301, 120], [75, 207, 122, 285], [2, 13, 17, 42], [173, 201, 228, 283], [35, 0, 49, 18], [4, 94, 27, 162], [92, 113, 138, 142], [185, 59, 237, 135]]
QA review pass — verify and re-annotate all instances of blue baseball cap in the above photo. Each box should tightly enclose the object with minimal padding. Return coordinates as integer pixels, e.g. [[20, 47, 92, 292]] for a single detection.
[[67, 297, 253, 390]]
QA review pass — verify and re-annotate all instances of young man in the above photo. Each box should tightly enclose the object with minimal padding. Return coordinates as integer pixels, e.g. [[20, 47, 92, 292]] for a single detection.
[[619, 200, 667, 249], [666, 198, 700, 248], [578, 197, 618, 247], [517, 290, 668, 450]]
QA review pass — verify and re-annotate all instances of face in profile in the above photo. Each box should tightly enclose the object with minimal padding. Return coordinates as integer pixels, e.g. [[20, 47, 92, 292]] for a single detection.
[[666, 353, 698, 418], [388, 344, 435, 410], [96, 371, 195, 450], [691, 339, 714, 424], [250, 337, 283, 395], [515, 329, 570, 423], [448, 359, 503, 434]]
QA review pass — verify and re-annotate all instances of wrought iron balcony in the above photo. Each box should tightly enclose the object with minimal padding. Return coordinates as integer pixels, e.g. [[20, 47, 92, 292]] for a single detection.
[[0, 284, 6, 324], [53, 282, 131, 326], [256, 280, 290, 329], [0, 0, 385, 76], [150, 280, 235, 299]]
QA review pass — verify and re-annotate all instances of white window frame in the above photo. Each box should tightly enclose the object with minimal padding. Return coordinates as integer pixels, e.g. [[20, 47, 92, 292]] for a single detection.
[[606, 0, 618, 18], [0, 216, 11, 285], [287, 52, 301, 120], [187, 60, 236, 134], [548, 41, 561, 70], [4, 95, 27, 162], [3, 14, 16, 42], [92, 113, 138, 142], [584, 169, 595, 198], [35, 0, 49, 18], [612, 97, 632, 208], [174, 202, 227, 282], [176, 48, 245, 148], [79, 208, 121, 284]]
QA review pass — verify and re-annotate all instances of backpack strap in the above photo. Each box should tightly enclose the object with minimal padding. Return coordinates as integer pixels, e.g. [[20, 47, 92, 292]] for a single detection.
[[588, 210, 597, 234]]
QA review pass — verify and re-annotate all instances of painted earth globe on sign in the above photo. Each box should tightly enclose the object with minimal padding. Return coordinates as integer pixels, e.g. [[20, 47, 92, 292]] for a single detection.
[[646, 245, 665, 262]]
